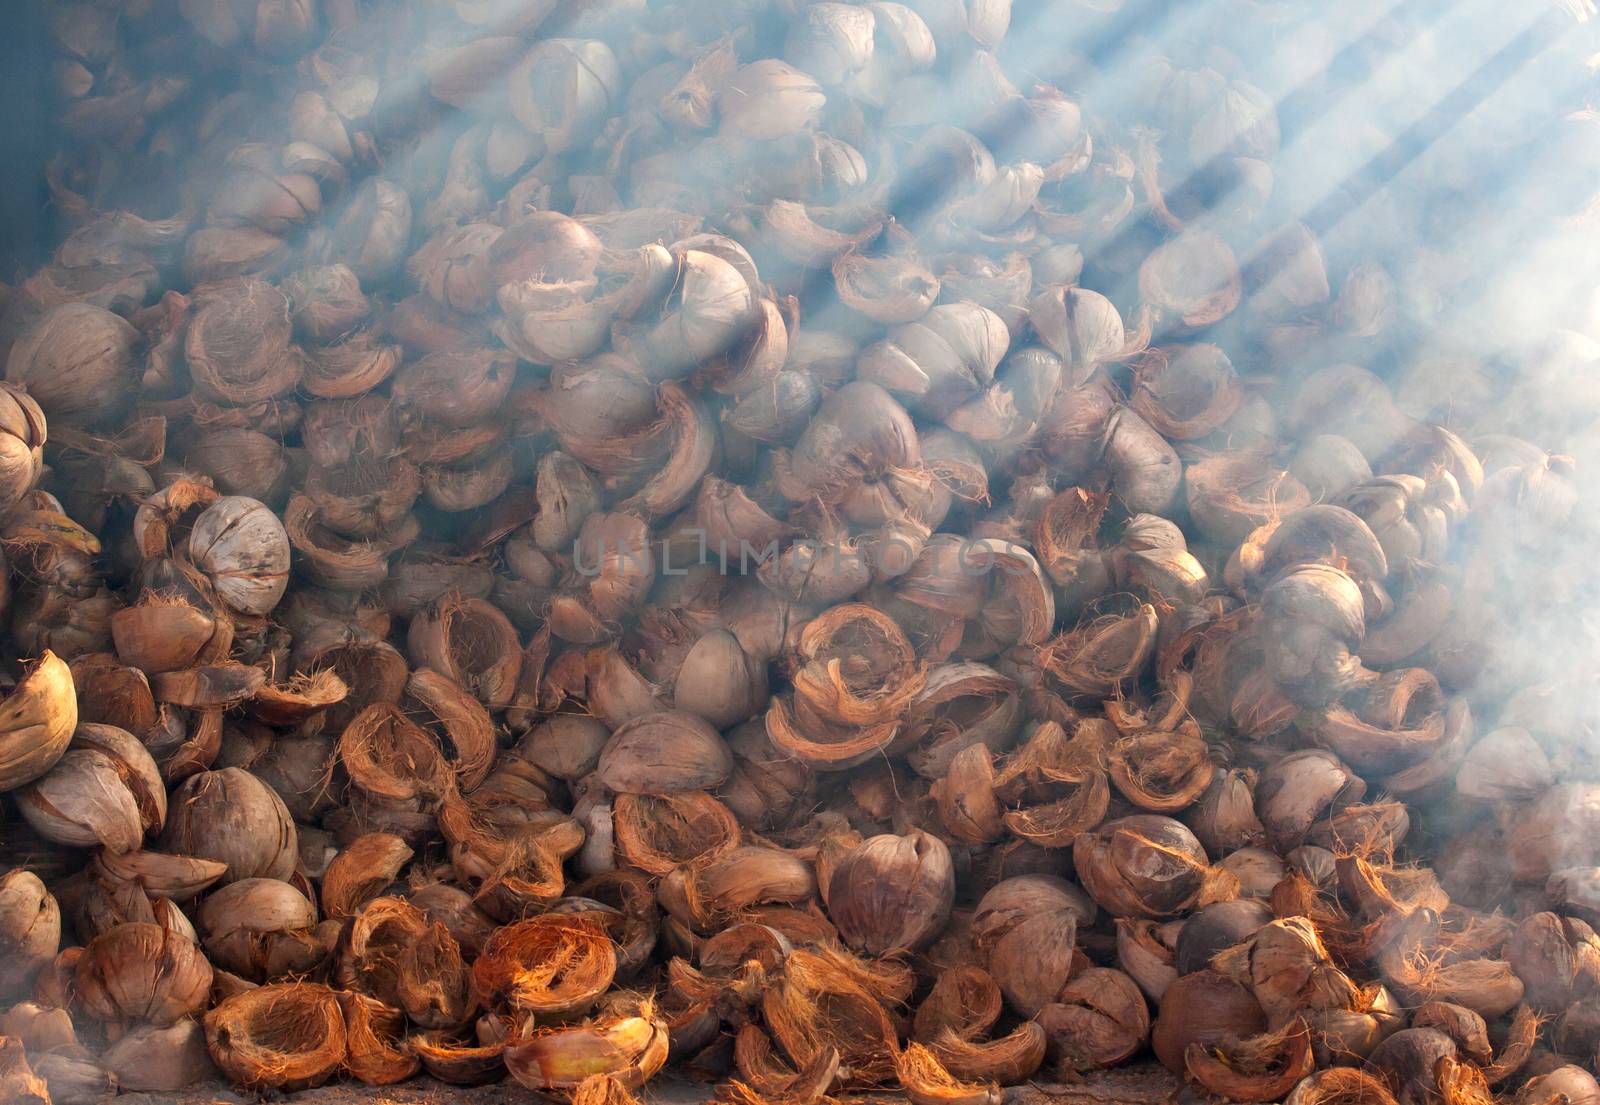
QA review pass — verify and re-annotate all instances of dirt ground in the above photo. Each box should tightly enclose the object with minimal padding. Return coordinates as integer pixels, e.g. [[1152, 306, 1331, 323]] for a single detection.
[[112, 1065, 1182, 1105]]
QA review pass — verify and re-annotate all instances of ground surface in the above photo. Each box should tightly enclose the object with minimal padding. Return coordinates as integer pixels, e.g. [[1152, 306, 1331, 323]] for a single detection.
[[113, 1066, 1183, 1105]]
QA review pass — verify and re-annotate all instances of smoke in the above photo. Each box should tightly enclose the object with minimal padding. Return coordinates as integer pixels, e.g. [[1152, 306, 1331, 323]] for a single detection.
[[20, 0, 1600, 908]]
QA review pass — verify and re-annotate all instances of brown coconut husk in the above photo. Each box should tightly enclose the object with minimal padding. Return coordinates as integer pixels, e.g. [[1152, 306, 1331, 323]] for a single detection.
[[734, 1025, 842, 1100], [893, 1042, 1001, 1105], [339, 990, 420, 1086], [791, 603, 926, 729], [912, 965, 1002, 1042], [762, 947, 901, 1086], [284, 493, 412, 592], [250, 669, 349, 728], [408, 593, 524, 709], [403, 667, 497, 792], [472, 913, 618, 1017], [203, 982, 347, 1091], [338, 897, 431, 1008], [395, 919, 473, 1029], [1106, 727, 1217, 813], [503, 994, 670, 1092], [1285, 1067, 1399, 1105], [1185, 1018, 1316, 1102], [929, 1025, 1048, 1085], [414, 1027, 507, 1086], [320, 833, 414, 919], [338, 703, 453, 804], [614, 791, 742, 876]]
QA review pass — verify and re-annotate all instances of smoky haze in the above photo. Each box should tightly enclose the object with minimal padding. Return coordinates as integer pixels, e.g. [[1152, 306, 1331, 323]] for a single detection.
[[13, 0, 1600, 1066]]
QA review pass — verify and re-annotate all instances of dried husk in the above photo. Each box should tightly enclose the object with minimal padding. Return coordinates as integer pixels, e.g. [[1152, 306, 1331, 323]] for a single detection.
[[1285, 1067, 1399, 1105], [407, 594, 522, 709], [657, 845, 818, 933], [504, 995, 670, 1092], [1037, 968, 1149, 1074], [185, 279, 300, 407], [204, 982, 347, 1090], [75, 920, 213, 1027], [762, 947, 899, 1086], [929, 1025, 1047, 1085], [339, 703, 452, 805], [827, 830, 955, 954], [1152, 969, 1267, 1073], [0, 1035, 49, 1105], [99, 1019, 216, 1091], [391, 918, 473, 1030], [615, 791, 741, 876], [321, 833, 414, 919], [1177, 899, 1273, 975], [1140, 229, 1242, 327], [1117, 918, 1182, 1002], [1186, 1018, 1316, 1102], [0, 652, 79, 791], [508, 39, 621, 153], [0, 871, 60, 1000], [933, 742, 1004, 844], [6, 303, 139, 427], [675, 629, 770, 729], [1362, 1028, 1458, 1105], [1214, 916, 1362, 1028], [198, 876, 330, 981], [159, 767, 298, 884], [1106, 727, 1215, 813], [787, 381, 921, 503], [1039, 604, 1159, 699], [858, 302, 1010, 418], [894, 1042, 1002, 1105], [914, 965, 1003, 1043], [597, 711, 734, 794], [1075, 814, 1220, 919], [17, 722, 165, 852], [187, 495, 291, 616], [415, 1026, 507, 1086], [835, 250, 940, 324], [973, 874, 1092, 1017], [471, 912, 618, 1018], [92, 850, 227, 903], [1187, 452, 1311, 548], [1254, 750, 1366, 853], [404, 666, 497, 792]]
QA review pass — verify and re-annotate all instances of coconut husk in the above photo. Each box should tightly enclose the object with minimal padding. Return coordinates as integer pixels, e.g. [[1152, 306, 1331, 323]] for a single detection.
[[503, 994, 670, 1092], [339, 991, 420, 1086], [1039, 605, 1160, 700], [414, 1028, 507, 1086], [929, 1025, 1047, 1085], [1106, 727, 1216, 813], [284, 493, 411, 591], [203, 982, 347, 1091], [338, 703, 453, 804], [791, 603, 925, 729], [762, 947, 900, 1086], [338, 896, 431, 1008], [439, 793, 581, 919], [0, 652, 78, 791], [404, 667, 497, 791], [614, 791, 741, 876], [321, 833, 414, 918], [471, 913, 618, 1017], [894, 1042, 1001, 1105], [734, 1024, 842, 1100], [250, 669, 348, 727], [1186, 1018, 1316, 1102], [913, 965, 1002, 1042]]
